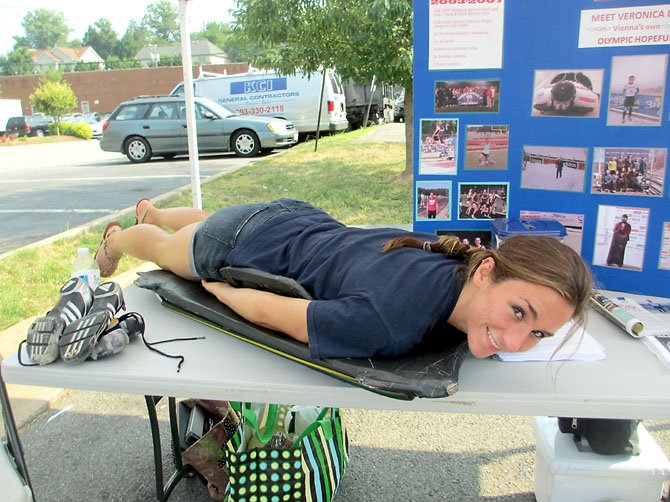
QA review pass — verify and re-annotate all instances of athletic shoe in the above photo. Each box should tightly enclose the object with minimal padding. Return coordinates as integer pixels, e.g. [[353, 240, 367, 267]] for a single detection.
[[59, 281, 126, 364], [90, 312, 145, 360], [25, 278, 94, 365]]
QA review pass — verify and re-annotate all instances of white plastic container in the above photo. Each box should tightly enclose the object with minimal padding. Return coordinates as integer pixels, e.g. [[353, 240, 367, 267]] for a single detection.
[[0, 445, 33, 501], [71, 247, 100, 289], [533, 416, 670, 502], [491, 218, 567, 249]]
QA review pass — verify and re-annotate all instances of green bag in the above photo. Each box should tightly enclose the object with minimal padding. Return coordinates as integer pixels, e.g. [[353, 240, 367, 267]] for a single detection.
[[225, 403, 350, 502]]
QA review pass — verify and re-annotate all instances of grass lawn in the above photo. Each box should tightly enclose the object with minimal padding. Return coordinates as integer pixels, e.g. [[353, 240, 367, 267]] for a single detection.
[[0, 127, 411, 331]]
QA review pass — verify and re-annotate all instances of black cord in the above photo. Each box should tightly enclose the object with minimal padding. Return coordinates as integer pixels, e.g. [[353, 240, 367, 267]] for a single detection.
[[139, 333, 205, 372]]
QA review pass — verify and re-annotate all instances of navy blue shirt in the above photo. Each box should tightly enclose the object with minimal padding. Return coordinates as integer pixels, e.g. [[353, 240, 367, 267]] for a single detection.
[[227, 206, 465, 359]]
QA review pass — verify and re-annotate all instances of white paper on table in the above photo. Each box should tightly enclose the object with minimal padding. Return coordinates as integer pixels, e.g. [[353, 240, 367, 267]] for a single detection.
[[493, 321, 605, 362]]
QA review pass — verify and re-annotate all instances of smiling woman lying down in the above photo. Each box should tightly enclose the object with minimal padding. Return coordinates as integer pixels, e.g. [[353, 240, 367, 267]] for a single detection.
[[97, 198, 593, 363]]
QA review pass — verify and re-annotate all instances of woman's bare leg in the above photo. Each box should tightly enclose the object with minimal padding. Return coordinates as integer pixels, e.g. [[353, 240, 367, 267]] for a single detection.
[[103, 222, 200, 280], [138, 199, 209, 232]]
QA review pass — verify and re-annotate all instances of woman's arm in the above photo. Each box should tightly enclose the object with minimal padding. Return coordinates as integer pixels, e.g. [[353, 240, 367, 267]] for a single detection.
[[201, 280, 310, 343]]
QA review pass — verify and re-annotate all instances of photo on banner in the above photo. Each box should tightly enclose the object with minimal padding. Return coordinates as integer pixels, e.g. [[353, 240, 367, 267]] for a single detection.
[[606, 54, 668, 127], [416, 181, 452, 221], [435, 80, 500, 113], [531, 69, 604, 118], [457, 182, 509, 220], [419, 119, 458, 175], [464, 125, 509, 170], [521, 146, 588, 192], [591, 147, 666, 196], [436, 229, 492, 249], [593, 205, 650, 271], [519, 210, 584, 254], [660, 222, 670, 271]]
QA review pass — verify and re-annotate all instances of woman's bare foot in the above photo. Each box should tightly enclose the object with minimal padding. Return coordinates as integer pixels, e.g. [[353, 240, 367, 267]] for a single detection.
[[135, 198, 152, 225], [94, 222, 123, 277]]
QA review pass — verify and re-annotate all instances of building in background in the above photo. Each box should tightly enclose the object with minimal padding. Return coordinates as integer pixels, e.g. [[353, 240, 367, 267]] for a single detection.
[[31, 46, 104, 73], [134, 40, 227, 68], [0, 63, 248, 116]]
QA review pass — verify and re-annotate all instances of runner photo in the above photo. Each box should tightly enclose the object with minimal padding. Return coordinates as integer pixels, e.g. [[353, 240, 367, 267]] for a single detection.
[[457, 183, 508, 220], [521, 146, 587, 193], [465, 124, 509, 170], [419, 119, 459, 175], [416, 181, 452, 221], [606, 54, 668, 127]]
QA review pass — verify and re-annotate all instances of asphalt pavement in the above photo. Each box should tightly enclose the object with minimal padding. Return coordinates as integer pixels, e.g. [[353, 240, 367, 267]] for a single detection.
[[2, 123, 670, 501], [0, 140, 265, 255]]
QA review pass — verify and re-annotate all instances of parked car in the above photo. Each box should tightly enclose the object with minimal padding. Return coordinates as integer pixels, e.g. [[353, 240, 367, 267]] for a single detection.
[[100, 95, 298, 163], [4, 115, 52, 137], [83, 116, 105, 139], [60, 113, 83, 124]]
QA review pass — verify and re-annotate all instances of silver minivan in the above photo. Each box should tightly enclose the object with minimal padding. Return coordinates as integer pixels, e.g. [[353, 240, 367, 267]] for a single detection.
[[100, 95, 298, 163]]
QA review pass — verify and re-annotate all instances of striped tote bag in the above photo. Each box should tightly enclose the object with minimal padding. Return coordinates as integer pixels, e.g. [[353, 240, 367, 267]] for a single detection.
[[225, 404, 349, 502]]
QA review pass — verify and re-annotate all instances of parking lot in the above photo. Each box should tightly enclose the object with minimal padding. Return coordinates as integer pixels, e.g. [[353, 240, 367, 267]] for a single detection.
[[0, 140, 264, 254]]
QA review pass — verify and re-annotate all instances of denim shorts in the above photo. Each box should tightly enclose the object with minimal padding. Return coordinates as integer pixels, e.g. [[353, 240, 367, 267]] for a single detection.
[[189, 198, 313, 279]]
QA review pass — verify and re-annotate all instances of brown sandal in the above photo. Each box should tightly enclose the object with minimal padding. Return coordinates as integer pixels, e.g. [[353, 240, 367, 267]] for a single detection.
[[134, 198, 151, 225], [95, 221, 122, 277]]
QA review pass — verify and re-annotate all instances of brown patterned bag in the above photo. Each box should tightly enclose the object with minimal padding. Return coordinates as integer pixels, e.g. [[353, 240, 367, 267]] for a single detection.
[[180, 400, 242, 499]]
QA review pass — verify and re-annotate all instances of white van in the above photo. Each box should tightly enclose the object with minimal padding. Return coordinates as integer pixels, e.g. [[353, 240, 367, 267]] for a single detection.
[[171, 68, 348, 137]]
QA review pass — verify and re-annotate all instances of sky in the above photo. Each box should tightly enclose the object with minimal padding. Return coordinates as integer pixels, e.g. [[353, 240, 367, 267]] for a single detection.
[[0, 0, 235, 55]]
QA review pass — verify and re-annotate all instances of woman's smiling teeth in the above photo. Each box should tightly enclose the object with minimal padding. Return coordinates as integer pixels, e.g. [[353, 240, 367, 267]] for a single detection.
[[487, 327, 502, 352]]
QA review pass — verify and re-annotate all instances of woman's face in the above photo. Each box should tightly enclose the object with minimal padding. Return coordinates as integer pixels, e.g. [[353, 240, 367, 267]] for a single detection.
[[465, 261, 575, 358]]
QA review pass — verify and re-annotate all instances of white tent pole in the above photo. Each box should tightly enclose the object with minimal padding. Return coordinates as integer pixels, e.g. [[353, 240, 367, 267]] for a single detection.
[[179, 0, 202, 209]]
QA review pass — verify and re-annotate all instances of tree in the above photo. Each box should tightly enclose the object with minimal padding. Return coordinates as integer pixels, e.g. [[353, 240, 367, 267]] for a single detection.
[[117, 20, 150, 60], [192, 21, 261, 63], [65, 39, 84, 48], [233, 0, 414, 171], [192, 21, 230, 49], [1, 46, 35, 76], [83, 19, 119, 60], [105, 56, 141, 70], [30, 78, 78, 135], [74, 61, 102, 72], [38, 69, 64, 84], [142, 0, 180, 43], [19, 9, 71, 49]]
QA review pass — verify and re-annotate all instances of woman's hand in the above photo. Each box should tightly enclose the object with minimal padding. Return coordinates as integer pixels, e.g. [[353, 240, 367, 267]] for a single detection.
[[201, 279, 235, 301], [201, 280, 310, 344]]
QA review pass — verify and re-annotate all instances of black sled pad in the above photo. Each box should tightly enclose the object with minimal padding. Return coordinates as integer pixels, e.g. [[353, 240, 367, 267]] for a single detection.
[[135, 268, 469, 400]]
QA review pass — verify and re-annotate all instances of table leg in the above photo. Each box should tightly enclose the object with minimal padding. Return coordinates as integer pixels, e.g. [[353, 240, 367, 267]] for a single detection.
[[0, 364, 34, 501], [144, 395, 194, 501]]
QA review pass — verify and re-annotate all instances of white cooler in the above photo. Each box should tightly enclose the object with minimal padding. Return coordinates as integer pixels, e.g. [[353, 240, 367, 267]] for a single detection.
[[0, 444, 32, 502], [533, 416, 670, 502]]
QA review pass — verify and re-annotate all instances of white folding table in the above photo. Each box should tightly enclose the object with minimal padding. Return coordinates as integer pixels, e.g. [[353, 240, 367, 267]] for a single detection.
[[2, 284, 669, 499]]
